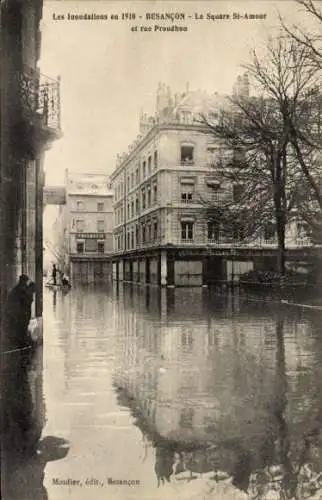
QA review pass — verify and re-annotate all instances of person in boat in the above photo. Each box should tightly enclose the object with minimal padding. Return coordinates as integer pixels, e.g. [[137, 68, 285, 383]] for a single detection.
[[61, 272, 71, 289]]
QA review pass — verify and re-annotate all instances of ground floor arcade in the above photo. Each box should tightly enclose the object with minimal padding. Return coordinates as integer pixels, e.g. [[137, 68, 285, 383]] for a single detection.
[[111, 246, 315, 287], [70, 257, 112, 284]]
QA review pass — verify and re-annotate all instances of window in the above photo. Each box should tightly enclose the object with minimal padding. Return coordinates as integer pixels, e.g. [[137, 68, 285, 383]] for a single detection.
[[76, 219, 84, 232], [135, 196, 139, 214], [136, 224, 139, 246], [97, 220, 105, 232], [297, 221, 308, 238], [147, 223, 151, 242], [264, 222, 275, 241], [135, 167, 139, 185], [98, 241, 105, 253], [232, 221, 244, 241], [180, 145, 194, 165], [181, 222, 194, 240], [142, 161, 146, 179], [76, 201, 84, 211], [131, 200, 134, 217], [153, 220, 158, 240], [153, 184, 158, 204], [181, 111, 192, 124], [131, 172, 134, 188], [142, 225, 146, 243], [127, 203, 130, 219], [154, 150, 158, 168], [233, 183, 243, 203], [207, 221, 220, 241], [232, 148, 245, 165], [85, 239, 97, 252], [142, 188, 146, 210], [181, 191, 193, 203], [127, 176, 130, 193], [76, 242, 84, 253], [147, 186, 151, 207], [131, 231, 134, 249], [180, 179, 195, 203], [148, 155, 152, 175], [97, 202, 104, 212], [179, 408, 194, 429], [127, 232, 130, 249]]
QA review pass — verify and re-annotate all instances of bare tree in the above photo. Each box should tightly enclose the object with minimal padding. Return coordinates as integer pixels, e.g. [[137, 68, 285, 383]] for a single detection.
[[252, 31, 322, 237], [202, 91, 305, 275], [279, 1, 322, 241], [281, 0, 322, 71], [202, 34, 321, 274]]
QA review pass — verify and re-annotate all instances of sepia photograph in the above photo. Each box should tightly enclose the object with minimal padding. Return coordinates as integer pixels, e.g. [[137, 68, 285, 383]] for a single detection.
[[1, 0, 322, 498]]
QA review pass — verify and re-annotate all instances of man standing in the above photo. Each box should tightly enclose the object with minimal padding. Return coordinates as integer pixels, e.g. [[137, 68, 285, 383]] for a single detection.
[[52, 263, 57, 286], [5, 275, 35, 350]]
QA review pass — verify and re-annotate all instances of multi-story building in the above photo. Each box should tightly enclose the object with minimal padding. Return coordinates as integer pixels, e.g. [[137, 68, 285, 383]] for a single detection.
[[52, 171, 113, 284], [0, 0, 61, 476], [110, 80, 312, 287]]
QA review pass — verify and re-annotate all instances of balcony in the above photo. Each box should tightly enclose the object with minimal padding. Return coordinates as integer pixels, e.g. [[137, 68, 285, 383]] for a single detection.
[[19, 65, 61, 143], [180, 159, 195, 166]]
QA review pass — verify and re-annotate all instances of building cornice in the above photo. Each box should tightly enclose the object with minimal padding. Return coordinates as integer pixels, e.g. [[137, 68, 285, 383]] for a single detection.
[[110, 122, 210, 181], [68, 192, 113, 198]]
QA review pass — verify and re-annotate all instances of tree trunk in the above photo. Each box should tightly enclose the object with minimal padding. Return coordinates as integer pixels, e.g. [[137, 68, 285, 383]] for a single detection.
[[274, 191, 286, 276]]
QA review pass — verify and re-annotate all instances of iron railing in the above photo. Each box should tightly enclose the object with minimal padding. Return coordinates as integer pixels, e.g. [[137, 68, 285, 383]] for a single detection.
[[19, 65, 61, 131]]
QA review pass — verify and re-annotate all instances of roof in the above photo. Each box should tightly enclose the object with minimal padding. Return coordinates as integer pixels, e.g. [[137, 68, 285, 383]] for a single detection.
[[173, 90, 230, 116], [67, 173, 113, 196]]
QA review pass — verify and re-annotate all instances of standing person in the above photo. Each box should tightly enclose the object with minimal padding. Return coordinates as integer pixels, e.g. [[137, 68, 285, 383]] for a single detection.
[[52, 263, 57, 285], [5, 275, 35, 350]]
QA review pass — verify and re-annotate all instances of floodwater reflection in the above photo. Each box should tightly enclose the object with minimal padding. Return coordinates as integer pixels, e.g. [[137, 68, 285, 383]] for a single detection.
[[114, 285, 322, 498], [4, 283, 322, 499]]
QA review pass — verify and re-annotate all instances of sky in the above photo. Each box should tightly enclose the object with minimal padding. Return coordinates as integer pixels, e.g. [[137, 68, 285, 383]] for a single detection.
[[40, 0, 317, 188]]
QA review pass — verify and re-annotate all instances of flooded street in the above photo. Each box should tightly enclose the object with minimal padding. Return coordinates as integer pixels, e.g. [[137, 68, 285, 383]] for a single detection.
[[5, 285, 322, 499]]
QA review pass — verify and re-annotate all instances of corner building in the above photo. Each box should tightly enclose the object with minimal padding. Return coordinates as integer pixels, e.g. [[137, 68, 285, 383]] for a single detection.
[[111, 83, 232, 287], [111, 82, 312, 287]]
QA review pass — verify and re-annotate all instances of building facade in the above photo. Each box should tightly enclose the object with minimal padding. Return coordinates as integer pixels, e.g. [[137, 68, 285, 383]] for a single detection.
[[52, 171, 113, 284], [0, 0, 61, 475], [110, 81, 312, 287]]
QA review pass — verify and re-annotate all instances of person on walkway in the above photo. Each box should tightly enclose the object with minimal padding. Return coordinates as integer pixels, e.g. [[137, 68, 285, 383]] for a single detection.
[[52, 263, 57, 285]]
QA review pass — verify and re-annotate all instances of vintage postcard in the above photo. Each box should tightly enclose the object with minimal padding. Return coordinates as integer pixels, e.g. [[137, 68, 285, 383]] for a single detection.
[[1, 0, 322, 499]]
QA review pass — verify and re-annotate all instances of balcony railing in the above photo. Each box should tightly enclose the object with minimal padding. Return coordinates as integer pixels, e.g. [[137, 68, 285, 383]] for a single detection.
[[180, 159, 195, 166], [19, 65, 61, 132]]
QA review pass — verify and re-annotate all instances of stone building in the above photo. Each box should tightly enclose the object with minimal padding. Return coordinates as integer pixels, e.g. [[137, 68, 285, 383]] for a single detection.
[[52, 171, 114, 284], [0, 0, 61, 320], [0, 0, 61, 476], [110, 81, 312, 287]]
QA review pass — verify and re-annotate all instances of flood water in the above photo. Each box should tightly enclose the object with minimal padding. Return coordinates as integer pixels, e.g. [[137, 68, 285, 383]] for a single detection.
[[3, 284, 322, 499]]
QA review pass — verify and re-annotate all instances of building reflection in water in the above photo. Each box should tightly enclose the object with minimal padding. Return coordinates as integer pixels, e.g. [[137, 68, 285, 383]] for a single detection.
[[113, 284, 322, 497], [2, 343, 70, 500]]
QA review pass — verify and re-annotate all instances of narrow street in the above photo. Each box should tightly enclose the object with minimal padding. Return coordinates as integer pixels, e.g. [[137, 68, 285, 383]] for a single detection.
[[4, 284, 322, 499], [42, 285, 158, 500]]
